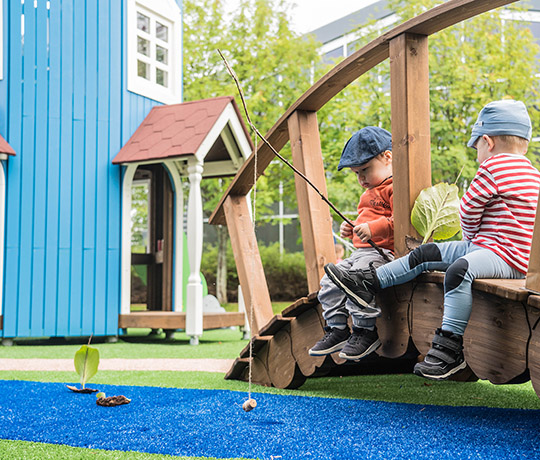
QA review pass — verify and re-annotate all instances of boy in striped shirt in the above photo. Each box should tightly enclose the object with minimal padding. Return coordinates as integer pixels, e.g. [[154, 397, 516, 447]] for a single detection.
[[324, 100, 540, 380]]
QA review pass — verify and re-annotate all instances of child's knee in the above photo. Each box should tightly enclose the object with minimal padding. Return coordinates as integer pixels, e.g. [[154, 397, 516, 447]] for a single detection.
[[444, 258, 469, 293], [408, 243, 442, 269]]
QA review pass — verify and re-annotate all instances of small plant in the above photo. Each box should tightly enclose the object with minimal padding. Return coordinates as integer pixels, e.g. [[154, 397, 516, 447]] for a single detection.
[[66, 336, 100, 394]]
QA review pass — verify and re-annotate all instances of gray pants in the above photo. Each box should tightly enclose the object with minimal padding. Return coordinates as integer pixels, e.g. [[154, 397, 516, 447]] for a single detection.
[[318, 247, 394, 329]]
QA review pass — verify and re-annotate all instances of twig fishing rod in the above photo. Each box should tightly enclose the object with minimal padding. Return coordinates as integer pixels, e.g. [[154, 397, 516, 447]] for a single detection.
[[217, 49, 390, 263]]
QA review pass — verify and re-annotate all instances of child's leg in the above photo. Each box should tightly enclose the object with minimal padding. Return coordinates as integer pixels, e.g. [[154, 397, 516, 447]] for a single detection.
[[340, 247, 394, 360], [442, 247, 524, 335], [318, 256, 356, 329], [346, 247, 394, 329], [414, 245, 524, 380], [376, 241, 473, 289]]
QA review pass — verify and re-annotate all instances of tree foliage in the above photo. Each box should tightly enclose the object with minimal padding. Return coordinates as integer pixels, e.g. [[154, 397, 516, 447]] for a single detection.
[[319, 0, 540, 219]]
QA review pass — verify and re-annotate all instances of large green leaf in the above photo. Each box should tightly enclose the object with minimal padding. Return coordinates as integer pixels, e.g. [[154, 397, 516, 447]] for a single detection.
[[411, 182, 461, 244], [74, 345, 100, 389]]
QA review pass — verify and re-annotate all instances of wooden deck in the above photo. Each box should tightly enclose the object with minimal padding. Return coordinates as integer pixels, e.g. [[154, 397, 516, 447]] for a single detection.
[[118, 311, 245, 330]]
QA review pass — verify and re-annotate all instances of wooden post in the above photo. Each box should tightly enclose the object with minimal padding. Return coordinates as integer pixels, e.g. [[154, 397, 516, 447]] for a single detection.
[[223, 195, 274, 334], [287, 110, 336, 292], [390, 33, 432, 257], [526, 208, 540, 293]]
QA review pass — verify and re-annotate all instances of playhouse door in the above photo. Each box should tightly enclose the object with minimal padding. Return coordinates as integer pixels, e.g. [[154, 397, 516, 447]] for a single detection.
[[131, 164, 174, 311]]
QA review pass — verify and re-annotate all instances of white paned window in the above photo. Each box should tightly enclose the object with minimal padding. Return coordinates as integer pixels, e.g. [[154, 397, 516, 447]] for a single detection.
[[127, 0, 182, 103]]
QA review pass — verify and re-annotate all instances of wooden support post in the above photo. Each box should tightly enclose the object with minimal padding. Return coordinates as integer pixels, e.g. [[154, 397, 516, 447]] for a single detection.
[[288, 110, 336, 292], [390, 33, 432, 257], [223, 195, 274, 334], [526, 208, 540, 293]]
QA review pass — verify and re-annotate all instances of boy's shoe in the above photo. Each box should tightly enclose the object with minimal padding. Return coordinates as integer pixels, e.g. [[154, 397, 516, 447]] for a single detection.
[[308, 326, 350, 356], [413, 328, 467, 380], [324, 263, 380, 309], [339, 326, 381, 360]]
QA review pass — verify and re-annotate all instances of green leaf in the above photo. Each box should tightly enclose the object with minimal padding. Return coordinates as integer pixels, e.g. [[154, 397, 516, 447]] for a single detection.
[[411, 183, 461, 244], [96, 392, 106, 399], [74, 345, 100, 389]]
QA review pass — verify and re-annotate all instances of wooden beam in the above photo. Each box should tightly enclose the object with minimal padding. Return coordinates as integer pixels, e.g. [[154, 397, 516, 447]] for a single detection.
[[223, 195, 274, 334], [118, 311, 245, 330], [526, 208, 540, 293], [288, 110, 336, 291], [209, 0, 517, 226], [390, 33, 432, 257]]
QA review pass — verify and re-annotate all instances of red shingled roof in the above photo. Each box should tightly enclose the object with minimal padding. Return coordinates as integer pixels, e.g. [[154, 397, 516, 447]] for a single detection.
[[113, 96, 251, 164], [0, 134, 15, 156]]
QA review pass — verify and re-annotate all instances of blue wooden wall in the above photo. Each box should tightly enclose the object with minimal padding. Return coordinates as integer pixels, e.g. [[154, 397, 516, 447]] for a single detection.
[[0, 0, 163, 338]]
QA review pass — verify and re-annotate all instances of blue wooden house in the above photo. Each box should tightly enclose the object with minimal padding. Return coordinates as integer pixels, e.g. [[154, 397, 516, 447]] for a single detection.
[[0, 0, 251, 343]]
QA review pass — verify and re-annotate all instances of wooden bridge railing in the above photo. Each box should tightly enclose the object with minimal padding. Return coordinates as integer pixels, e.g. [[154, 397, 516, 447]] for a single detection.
[[209, 0, 537, 331]]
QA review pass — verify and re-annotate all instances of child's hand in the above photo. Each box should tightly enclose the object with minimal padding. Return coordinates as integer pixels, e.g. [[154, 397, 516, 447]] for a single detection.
[[354, 223, 372, 242], [340, 221, 353, 238]]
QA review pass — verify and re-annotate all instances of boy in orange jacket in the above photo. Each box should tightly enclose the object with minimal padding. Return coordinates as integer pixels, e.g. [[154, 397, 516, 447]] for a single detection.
[[309, 126, 394, 360]]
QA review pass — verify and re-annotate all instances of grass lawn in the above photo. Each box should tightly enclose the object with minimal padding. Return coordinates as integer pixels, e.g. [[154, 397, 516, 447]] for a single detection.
[[1, 300, 539, 459]]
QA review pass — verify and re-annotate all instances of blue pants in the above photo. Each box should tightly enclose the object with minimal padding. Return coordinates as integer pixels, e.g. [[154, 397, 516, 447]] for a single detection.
[[376, 241, 524, 335]]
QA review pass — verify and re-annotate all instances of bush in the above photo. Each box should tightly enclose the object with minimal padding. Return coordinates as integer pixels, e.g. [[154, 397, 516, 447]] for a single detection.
[[201, 242, 308, 302]]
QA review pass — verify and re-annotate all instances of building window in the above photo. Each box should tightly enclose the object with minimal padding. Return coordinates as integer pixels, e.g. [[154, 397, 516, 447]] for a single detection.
[[127, 0, 182, 103]]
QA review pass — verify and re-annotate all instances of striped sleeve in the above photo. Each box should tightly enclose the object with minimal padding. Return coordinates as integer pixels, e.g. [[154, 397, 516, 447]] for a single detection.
[[459, 164, 498, 241]]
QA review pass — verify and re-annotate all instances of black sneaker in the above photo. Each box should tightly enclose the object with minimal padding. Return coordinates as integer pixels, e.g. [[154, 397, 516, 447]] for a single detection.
[[324, 263, 380, 309], [308, 326, 350, 356], [339, 327, 381, 360], [413, 328, 467, 380]]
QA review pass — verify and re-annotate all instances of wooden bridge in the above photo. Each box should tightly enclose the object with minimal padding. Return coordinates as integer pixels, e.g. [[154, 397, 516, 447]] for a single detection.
[[209, 0, 540, 396]]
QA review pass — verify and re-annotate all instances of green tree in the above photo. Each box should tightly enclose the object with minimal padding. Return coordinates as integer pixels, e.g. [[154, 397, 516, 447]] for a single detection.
[[318, 0, 540, 220], [183, 0, 321, 301]]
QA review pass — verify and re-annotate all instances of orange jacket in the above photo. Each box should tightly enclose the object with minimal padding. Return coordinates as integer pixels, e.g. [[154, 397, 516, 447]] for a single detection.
[[351, 177, 394, 251]]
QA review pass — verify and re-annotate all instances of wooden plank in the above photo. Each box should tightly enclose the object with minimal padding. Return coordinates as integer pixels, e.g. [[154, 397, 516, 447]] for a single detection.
[[282, 296, 319, 318], [419, 272, 529, 302], [289, 306, 328, 377], [390, 33, 432, 257], [464, 292, 529, 384], [411, 282, 445, 356], [267, 327, 306, 389], [287, 110, 336, 292], [118, 312, 245, 330], [239, 335, 273, 358], [209, 0, 516, 226], [224, 358, 250, 381], [375, 284, 412, 358], [223, 195, 273, 334], [258, 315, 293, 337], [528, 308, 540, 398], [529, 295, 540, 310], [526, 207, 540, 292]]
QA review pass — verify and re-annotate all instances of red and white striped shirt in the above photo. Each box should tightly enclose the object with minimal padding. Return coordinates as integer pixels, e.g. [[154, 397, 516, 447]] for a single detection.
[[460, 153, 540, 274]]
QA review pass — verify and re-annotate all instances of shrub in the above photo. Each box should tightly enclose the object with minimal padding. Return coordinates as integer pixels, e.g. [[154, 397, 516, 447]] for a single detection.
[[201, 242, 308, 302]]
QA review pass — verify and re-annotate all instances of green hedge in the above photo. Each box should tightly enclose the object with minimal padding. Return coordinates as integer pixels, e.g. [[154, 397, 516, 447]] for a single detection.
[[201, 242, 308, 302]]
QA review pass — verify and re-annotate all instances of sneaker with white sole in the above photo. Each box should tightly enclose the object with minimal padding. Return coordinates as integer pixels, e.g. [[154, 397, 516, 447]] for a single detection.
[[413, 328, 467, 380], [339, 326, 381, 360], [324, 263, 380, 309], [308, 326, 350, 356]]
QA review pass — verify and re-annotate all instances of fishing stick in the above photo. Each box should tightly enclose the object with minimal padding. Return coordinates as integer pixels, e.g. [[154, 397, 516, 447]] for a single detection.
[[217, 49, 391, 263]]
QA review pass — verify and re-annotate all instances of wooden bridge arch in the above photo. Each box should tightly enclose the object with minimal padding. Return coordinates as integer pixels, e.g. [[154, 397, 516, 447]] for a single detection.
[[209, 0, 540, 395]]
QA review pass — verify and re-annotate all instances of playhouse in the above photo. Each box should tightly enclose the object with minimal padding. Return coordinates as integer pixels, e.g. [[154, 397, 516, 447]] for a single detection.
[[0, 0, 250, 343]]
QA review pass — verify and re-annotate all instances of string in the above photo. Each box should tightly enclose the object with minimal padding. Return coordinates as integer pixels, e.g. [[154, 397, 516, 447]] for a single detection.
[[247, 134, 258, 402]]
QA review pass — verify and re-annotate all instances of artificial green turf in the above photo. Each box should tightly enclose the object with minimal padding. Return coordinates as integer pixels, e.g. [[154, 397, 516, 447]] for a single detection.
[[0, 440, 252, 460], [0, 328, 248, 359], [1, 370, 539, 410]]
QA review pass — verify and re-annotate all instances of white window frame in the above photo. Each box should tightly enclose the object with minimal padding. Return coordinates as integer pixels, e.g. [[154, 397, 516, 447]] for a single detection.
[[127, 0, 182, 103]]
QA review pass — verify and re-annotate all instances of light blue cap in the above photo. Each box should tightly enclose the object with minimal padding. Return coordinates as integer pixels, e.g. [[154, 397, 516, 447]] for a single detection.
[[467, 100, 532, 148]]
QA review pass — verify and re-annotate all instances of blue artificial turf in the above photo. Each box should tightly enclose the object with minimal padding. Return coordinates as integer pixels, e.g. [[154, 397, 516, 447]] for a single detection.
[[0, 380, 538, 460]]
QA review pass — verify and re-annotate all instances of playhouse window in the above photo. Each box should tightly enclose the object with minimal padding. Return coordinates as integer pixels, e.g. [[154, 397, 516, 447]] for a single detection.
[[127, 0, 182, 103]]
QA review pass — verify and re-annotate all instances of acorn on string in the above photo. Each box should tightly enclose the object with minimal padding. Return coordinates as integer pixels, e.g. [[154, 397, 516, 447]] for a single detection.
[[242, 398, 257, 412]]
